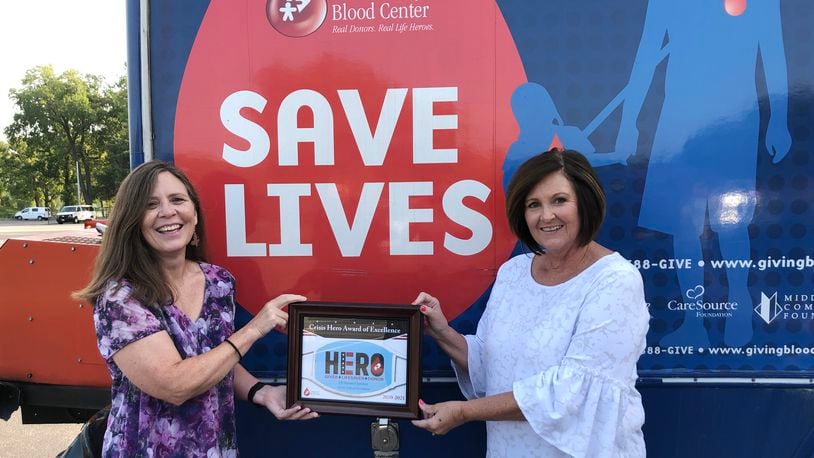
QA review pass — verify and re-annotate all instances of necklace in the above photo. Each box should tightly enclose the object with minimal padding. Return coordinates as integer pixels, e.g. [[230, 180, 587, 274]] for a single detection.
[[534, 244, 597, 285]]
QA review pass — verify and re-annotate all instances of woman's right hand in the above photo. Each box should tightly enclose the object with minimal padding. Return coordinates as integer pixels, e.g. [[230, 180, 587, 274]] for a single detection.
[[254, 385, 319, 421], [412, 292, 449, 340], [247, 294, 306, 338]]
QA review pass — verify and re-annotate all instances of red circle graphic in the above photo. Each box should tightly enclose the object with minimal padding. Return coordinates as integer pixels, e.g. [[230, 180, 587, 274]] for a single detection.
[[175, 0, 526, 321], [267, 0, 327, 37]]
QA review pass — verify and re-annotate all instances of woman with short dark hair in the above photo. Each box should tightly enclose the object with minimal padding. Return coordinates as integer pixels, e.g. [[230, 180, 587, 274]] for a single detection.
[[412, 149, 649, 457], [76, 160, 317, 457]]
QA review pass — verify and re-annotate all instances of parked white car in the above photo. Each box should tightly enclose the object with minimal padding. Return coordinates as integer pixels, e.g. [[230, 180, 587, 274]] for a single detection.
[[56, 205, 95, 224], [14, 207, 51, 221]]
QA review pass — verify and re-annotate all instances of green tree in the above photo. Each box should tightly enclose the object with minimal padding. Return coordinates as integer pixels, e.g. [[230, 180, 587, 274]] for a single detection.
[[0, 139, 59, 213], [0, 136, 62, 208], [92, 75, 130, 206], [4, 66, 129, 208], [0, 141, 23, 213]]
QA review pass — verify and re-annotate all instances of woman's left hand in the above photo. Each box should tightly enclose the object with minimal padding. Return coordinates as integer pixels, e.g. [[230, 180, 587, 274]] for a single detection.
[[254, 385, 319, 421], [412, 292, 450, 340], [411, 399, 467, 435]]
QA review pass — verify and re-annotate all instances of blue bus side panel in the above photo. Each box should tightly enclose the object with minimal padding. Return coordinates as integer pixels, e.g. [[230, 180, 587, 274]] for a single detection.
[[127, 0, 814, 455]]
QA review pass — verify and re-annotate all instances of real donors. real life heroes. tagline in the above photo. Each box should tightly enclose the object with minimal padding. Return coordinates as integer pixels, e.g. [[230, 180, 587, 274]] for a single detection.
[[332, 21, 433, 33]]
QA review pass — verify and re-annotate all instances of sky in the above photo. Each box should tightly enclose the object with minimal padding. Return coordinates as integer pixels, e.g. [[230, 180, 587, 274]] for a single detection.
[[0, 0, 127, 142]]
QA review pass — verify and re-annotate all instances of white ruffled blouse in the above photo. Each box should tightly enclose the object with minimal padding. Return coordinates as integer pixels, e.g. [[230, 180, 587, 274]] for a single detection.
[[453, 252, 649, 457]]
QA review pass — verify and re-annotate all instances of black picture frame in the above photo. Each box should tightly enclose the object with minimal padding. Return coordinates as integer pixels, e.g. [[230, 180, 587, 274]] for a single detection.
[[286, 301, 422, 418]]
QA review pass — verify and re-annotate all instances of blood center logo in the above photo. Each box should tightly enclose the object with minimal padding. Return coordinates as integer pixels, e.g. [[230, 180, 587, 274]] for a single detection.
[[175, 0, 527, 320], [267, 0, 327, 37]]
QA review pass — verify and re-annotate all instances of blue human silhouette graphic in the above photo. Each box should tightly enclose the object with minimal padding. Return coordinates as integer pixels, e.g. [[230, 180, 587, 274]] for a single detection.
[[616, 0, 790, 347], [502, 0, 791, 347], [502, 83, 596, 191]]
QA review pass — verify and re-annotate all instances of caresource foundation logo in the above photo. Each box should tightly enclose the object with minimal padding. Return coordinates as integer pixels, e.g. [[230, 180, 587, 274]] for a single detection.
[[267, 0, 327, 37], [665, 285, 737, 318]]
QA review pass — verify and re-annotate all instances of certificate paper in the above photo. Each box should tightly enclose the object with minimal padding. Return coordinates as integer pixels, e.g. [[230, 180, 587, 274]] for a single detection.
[[300, 317, 409, 405], [287, 302, 422, 418]]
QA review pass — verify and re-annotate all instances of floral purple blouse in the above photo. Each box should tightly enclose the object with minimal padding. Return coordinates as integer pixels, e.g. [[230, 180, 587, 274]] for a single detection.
[[94, 263, 238, 457]]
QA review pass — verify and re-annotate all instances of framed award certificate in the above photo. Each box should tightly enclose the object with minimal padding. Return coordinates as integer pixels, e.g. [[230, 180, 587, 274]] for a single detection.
[[286, 301, 422, 418]]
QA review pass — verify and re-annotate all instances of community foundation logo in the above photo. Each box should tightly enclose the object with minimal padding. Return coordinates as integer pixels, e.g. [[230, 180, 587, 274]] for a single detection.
[[267, 0, 327, 37], [755, 292, 782, 324], [755, 291, 814, 324]]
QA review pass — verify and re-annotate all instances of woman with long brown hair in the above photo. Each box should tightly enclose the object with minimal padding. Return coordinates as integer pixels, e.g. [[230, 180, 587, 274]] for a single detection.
[[76, 160, 317, 457]]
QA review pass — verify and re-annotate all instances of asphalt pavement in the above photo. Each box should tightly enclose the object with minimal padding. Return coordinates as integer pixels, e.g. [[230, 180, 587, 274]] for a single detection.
[[0, 410, 81, 457], [0, 218, 100, 244]]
